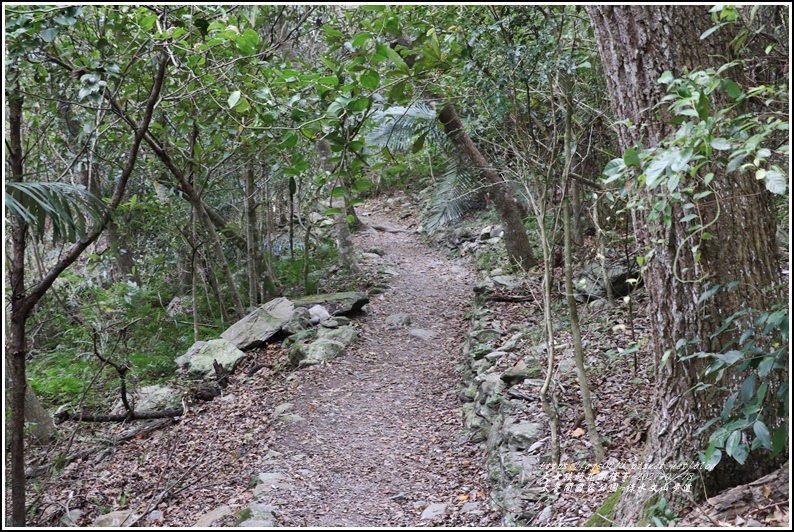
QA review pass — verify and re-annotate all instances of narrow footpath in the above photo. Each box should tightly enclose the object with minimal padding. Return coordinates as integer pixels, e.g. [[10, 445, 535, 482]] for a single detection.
[[254, 204, 500, 526]]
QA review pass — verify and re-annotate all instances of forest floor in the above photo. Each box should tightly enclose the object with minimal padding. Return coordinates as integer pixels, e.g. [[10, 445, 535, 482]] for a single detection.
[[19, 198, 501, 527], [15, 196, 789, 528]]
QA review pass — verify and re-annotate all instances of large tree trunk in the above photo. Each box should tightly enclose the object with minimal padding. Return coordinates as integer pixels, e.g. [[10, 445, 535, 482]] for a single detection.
[[438, 104, 537, 269], [587, 5, 784, 524]]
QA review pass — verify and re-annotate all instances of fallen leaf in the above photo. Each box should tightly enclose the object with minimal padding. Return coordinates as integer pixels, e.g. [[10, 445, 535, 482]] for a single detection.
[[572, 427, 586, 438], [566, 462, 576, 472], [761, 485, 771, 498], [457, 494, 469, 501], [589, 464, 601, 475]]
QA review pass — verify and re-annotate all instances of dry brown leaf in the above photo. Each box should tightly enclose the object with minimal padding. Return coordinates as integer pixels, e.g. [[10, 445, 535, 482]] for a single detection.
[[458, 494, 469, 501], [761, 484, 772, 498], [571, 427, 586, 438], [589, 464, 601, 475]]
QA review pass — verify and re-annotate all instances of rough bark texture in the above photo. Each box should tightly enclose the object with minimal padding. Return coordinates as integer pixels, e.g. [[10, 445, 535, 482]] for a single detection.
[[587, 5, 785, 525], [438, 104, 537, 269]]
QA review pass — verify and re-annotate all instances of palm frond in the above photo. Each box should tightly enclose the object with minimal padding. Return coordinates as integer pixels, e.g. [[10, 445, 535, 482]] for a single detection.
[[5, 181, 107, 243], [423, 156, 485, 234], [366, 103, 447, 154]]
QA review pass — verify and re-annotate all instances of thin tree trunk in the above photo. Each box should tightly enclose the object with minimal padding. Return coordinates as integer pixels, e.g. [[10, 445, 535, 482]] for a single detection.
[[245, 162, 260, 307], [5, 53, 167, 526], [316, 138, 361, 273], [438, 104, 537, 269]]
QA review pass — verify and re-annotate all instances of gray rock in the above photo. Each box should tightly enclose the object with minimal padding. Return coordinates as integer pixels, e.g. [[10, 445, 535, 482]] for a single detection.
[[409, 328, 437, 340], [490, 225, 505, 238], [290, 339, 346, 366], [308, 305, 331, 324], [485, 237, 502, 245], [420, 503, 448, 520], [471, 328, 502, 343], [186, 339, 246, 378], [504, 419, 543, 450], [283, 307, 311, 334], [272, 403, 293, 418], [221, 297, 294, 350], [194, 505, 231, 527], [362, 252, 382, 260], [498, 332, 523, 352], [133, 385, 181, 412], [365, 247, 386, 256], [332, 316, 351, 326], [476, 373, 504, 403], [291, 291, 369, 316], [253, 472, 291, 496], [574, 258, 641, 302], [386, 313, 412, 326], [60, 508, 82, 527], [175, 340, 205, 368], [536, 505, 553, 524], [282, 329, 316, 348], [316, 325, 358, 345], [462, 501, 481, 514], [93, 510, 136, 527], [492, 275, 522, 290], [501, 362, 541, 387]]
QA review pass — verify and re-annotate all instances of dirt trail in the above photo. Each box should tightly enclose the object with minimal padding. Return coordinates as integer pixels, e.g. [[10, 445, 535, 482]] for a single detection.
[[255, 206, 499, 526]]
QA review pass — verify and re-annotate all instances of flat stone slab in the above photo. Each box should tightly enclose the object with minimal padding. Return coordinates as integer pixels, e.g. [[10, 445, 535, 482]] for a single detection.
[[420, 503, 448, 520], [291, 291, 369, 316], [221, 297, 294, 350], [185, 339, 246, 378], [410, 328, 437, 340]]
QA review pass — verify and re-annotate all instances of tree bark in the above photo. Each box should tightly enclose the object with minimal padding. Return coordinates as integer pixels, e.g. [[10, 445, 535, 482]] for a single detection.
[[587, 5, 784, 524], [245, 162, 260, 307], [438, 104, 537, 269]]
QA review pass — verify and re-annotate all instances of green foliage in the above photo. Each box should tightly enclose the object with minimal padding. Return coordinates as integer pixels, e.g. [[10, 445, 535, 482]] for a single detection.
[[601, 65, 788, 276], [646, 497, 679, 527], [681, 299, 788, 471], [5, 182, 107, 243]]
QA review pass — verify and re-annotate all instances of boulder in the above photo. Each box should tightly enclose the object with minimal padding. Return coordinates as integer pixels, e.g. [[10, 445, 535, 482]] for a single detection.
[[308, 305, 331, 324], [420, 503, 448, 521], [574, 258, 641, 302], [501, 361, 541, 387], [504, 419, 543, 450], [291, 291, 369, 316], [409, 328, 437, 340], [317, 326, 358, 344], [175, 341, 205, 369], [283, 307, 311, 334], [221, 297, 294, 350], [385, 313, 412, 326], [290, 340, 346, 366], [185, 339, 246, 378], [133, 385, 181, 412], [238, 503, 277, 527], [194, 505, 232, 527], [93, 510, 136, 527]]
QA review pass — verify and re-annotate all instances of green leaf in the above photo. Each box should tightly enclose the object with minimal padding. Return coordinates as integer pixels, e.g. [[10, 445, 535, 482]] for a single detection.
[[347, 96, 370, 112], [331, 186, 348, 198], [279, 133, 298, 148], [700, 22, 727, 40], [228, 90, 241, 109], [721, 79, 742, 99], [140, 14, 157, 31], [360, 5, 386, 11], [234, 97, 250, 113], [722, 350, 744, 365], [353, 179, 371, 192], [733, 443, 749, 465], [39, 27, 59, 42], [772, 424, 788, 457], [696, 91, 711, 120], [703, 445, 722, 471], [324, 207, 343, 216], [740, 375, 756, 404], [352, 31, 373, 48], [721, 392, 738, 421], [710, 137, 731, 150], [764, 169, 787, 195], [658, 71, 674, 84], [360, 69, 380, 90], [346, 214, 355, 224], [383, 45, 409, 73], [725, 430, 742, 458], [753, 420, 772, 449], [624, 147, 641, 168]]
